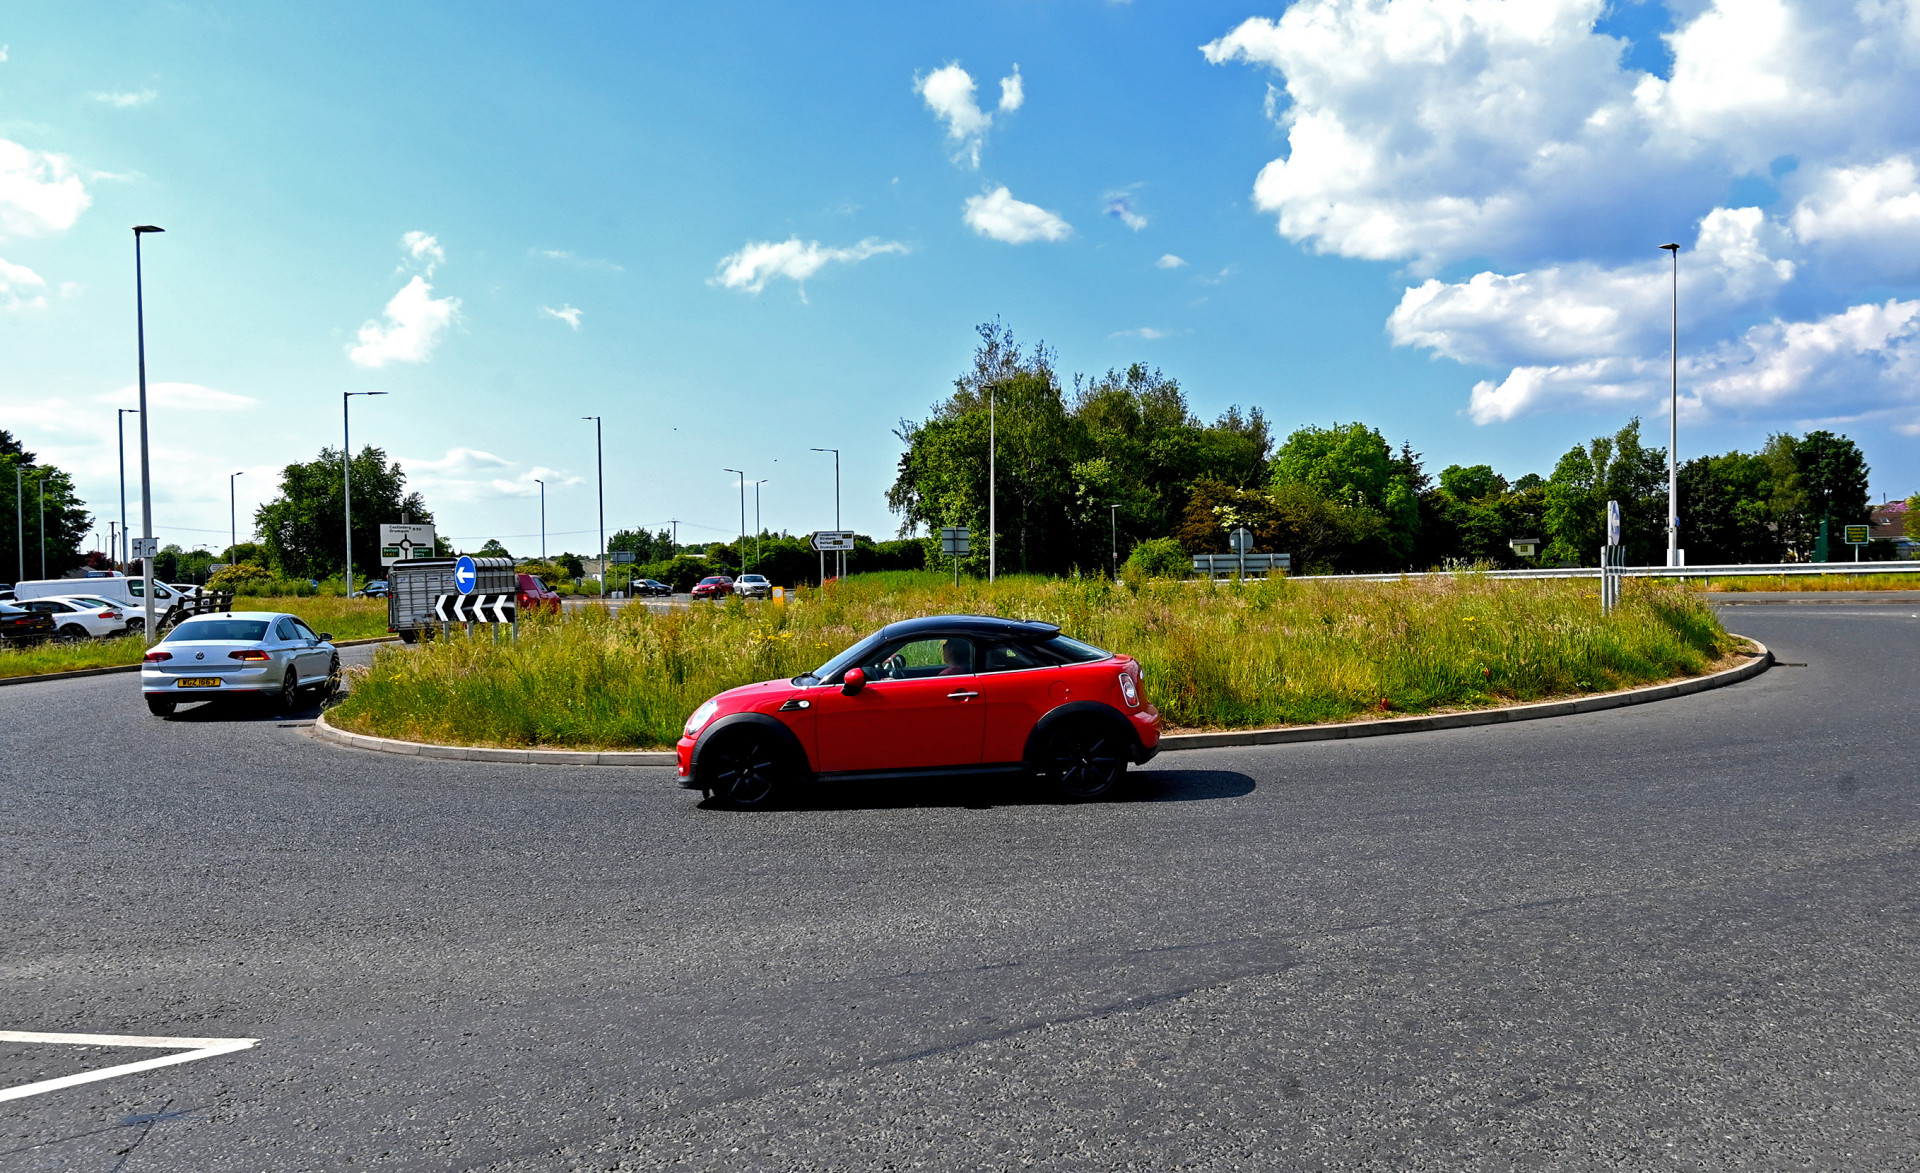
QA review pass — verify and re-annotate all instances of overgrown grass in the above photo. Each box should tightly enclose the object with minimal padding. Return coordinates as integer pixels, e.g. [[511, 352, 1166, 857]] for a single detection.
[[328, 572, 1734, 751], [0, 596, 390, 679], [1674, 571, 1920, 592]]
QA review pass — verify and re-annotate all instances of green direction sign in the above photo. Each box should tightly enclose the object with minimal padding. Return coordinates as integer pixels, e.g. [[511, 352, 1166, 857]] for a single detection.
[[1844, 524, 1871, 545]]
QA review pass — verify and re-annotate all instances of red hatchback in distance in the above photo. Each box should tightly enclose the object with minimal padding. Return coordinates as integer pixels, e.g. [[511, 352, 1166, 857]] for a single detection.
[[690, 575, 734, 600], [677, 615, 1160, 806], [517, 573, 561, 615]]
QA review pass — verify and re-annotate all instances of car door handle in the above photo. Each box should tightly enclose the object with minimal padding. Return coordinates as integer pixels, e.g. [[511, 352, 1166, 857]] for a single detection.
[[946, 690, 979, 700]]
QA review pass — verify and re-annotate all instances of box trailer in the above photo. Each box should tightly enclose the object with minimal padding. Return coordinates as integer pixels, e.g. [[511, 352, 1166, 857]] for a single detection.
[[387, 557, 517, 642]]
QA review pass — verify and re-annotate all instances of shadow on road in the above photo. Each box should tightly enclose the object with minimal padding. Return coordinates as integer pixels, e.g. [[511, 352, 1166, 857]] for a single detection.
[[156, 694, 332, 723], [707, 768, 1256, 812]]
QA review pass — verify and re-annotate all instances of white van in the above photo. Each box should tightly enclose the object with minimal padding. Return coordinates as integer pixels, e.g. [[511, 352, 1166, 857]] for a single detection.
[[10, 577, 187, 630]]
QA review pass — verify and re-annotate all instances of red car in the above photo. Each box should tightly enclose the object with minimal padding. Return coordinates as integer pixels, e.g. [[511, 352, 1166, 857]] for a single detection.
[[517, 573, 561, 615], [690, 575, 734, 600], [677, 615, 1160, 806]]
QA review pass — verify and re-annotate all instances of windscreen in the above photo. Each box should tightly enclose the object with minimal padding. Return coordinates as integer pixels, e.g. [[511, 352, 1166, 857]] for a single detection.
[[163, 619, 269, 642], [797, 631, 888, 686]]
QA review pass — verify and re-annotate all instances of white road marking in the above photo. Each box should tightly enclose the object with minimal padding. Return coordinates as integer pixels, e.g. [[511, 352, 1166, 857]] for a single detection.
[[0, 1030, 259, 1103]]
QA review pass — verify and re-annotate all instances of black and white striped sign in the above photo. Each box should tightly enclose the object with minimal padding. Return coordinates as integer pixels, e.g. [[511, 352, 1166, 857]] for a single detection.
[[433, 593, 517, 623]]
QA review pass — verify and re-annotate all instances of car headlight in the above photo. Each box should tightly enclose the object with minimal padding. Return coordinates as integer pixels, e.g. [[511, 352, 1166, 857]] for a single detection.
[[684, 699, 721, 739]]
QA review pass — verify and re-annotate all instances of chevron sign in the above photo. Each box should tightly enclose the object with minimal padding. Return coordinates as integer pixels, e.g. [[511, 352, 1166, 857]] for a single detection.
[[433, 593, 517, 623]]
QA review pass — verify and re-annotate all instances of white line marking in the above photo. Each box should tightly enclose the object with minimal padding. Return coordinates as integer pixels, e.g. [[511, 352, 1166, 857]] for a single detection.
[[0, 1030, 259, 1103]]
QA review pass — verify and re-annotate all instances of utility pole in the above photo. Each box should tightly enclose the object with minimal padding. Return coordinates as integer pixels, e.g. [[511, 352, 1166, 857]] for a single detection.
[[343, 391, 387, 597], [1661, 241, 1681, 568], [669, 519, 679, 551], [583, 416, 604, 589], [535, 478, 546, 559], [723, 469, 745, 570], [229, 470, 244, 565], [1110, 503, 1119, 577], [117, 408, 138, 569], [810, 448, 841, 580], [133, 224, 163, 640], [989, 388, 996, 582]]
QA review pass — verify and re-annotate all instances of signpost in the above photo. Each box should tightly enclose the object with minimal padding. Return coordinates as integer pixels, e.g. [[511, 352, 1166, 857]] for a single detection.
[[1229, 527, 1254, 554], [811, 530, 854, 586], [453, 555, 478, 595], [432, 593, 517, 624], [1600, 500, 1625, 614], [129, 537, 159, 562], [1844, 523, 1870, 562], [941, 526, 970, 586], [379, 523, 437, 567]]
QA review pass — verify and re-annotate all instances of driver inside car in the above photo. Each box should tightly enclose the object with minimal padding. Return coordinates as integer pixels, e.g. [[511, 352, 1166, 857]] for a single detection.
[[937, 639, 970, 676]]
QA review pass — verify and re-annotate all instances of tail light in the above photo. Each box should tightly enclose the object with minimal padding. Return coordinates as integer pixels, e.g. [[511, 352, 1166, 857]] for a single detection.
[[144, 651, 172, 662], [98, 611, 117, 619], [228, 649, 270, 661], [1117, 670, 1140, 707]]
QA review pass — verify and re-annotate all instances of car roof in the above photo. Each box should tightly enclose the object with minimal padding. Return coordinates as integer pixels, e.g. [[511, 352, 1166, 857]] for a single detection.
[[877, 613, 1063, 641], [173, 611, 294, 621]]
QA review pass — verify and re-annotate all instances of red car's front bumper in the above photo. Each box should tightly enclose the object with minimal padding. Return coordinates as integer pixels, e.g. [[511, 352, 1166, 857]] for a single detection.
[[676, 735, 697, 784]]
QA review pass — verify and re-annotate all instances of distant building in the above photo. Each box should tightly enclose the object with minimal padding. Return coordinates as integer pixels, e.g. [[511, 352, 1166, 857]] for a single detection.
[[1869, 501, 1915, 557]]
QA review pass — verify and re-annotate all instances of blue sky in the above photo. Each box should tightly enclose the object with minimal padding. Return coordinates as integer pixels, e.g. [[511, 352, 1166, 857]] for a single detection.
[[4, 1, 1917, 559]]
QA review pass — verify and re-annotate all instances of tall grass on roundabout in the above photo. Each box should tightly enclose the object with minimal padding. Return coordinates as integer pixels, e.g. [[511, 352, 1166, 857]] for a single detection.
[[325, 571, 1736, 752], [0, 596, 392, 680]]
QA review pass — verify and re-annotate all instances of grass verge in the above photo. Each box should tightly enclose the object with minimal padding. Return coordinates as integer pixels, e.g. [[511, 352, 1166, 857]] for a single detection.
[[327, 572, 1734, 751], [0, 597, 389, 679], [1676, 571, 1920, 592]]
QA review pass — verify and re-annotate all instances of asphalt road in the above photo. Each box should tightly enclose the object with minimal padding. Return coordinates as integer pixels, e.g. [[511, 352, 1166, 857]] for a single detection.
[[3, 604, 1917, 1170]]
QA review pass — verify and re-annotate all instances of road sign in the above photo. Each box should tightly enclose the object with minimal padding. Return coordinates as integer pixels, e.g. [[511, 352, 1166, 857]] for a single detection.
[[610, 550, 636, 564], [941, 526, 971, 556], [1229, 527, 1254, 554], [129, 537, 159, 560], [811, 530, 855, 552], [1844, 524, 1870, 545], [379, 523, 437, 567], [433, 592, 516, 623], [453, 555, 478, 594], [1606, 500, 1622, 547]]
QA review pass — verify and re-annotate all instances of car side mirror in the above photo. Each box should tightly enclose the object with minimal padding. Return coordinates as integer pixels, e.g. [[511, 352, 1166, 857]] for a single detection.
[[318, 633, 332, 641], [842, 667, 866, 696]]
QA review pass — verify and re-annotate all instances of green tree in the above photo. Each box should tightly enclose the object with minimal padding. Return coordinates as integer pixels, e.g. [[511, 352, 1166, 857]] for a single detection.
[[1268, 423, 1422, 562], [1, 431, 92, 581], [1543, 419, 1667, 564], [610, 527, 675, 565], [254, 445, 431, 580], [475, 539, 511, 558], [1907, 495, 1920, 543]]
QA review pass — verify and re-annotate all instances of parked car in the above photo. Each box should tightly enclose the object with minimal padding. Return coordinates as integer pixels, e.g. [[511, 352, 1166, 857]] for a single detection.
[[141, 611, 339, 716], [734, 573, 773, 599], [14, 596, 129, 640], [631, 578, 672, 597], [677, 614, 1160, 807], [516, 573, 561, 615], [360, 580, 391, 599], [167, 583, 204, 599], [690, 575, 735, 600], [0, 601, 55, 644], [10, 577, 187, 631]]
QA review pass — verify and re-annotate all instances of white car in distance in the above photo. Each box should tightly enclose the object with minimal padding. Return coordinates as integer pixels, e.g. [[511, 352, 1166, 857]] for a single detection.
[[15, 596, 130, 640], [734, 573, 773, 599]]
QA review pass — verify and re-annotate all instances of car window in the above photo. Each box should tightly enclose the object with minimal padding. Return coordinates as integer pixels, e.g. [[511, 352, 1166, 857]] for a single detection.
[[979, 641, 1053, 673], [291, 619, 320, 641], [525, 576, 547, 592], [274, 618, 301, 641], [1034, 634, 1111, 663], [859, 636, 975, 681], [27, 601, 66, 613], [164, 619, 270, 642]]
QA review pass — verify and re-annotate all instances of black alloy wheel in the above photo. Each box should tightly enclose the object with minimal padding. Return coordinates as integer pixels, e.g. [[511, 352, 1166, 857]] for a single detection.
[[57, 624, 88, 642], [1042, 717, 1129, 801], [276, 665, 300, 713], [319, 655, 341, 701], [702, 728, 788, 808]]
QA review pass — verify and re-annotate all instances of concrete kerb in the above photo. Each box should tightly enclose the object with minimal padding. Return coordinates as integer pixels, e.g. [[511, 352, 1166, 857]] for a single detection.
[[0, 634, 402, 689], [308, 636, 1770, 768]]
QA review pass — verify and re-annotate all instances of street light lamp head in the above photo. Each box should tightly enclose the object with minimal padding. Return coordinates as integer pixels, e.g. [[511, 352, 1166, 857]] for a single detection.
[[133, 225, 165, 234], [1659, 243, 1679, 252]]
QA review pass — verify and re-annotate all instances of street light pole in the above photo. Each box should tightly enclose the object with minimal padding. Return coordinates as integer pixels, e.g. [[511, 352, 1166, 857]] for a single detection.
[[133, 225, 163, 640], [989, 388, 996, 583], [1661, 241, 1680, 568], [1110, 503, 1119, 576], [723, 469, 745, 570], [13, 464, 24, 584], [229, 470, 244, 564], [534, 478, 546, 559], [752, 478, 768, 572], [582, 416, 604, 589], [117, 408, 138, 569], [810, 447, 841, 581], [343, 391, 388, 597]]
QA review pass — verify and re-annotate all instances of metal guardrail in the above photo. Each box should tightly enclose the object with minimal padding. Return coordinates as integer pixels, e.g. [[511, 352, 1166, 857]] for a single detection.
[[1287, 561, 1920, 584]]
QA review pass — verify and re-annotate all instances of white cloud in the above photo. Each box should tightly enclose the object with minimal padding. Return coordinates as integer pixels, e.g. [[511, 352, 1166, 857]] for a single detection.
[[402, 449, 580, 503], [1110, 327, 1170, 340], [402, 230, 444, 275], [1790, 156, 1920, 280], [0, 139, 91, 239], [917, 63, 993, 168], [541, 303, 583, 330], [998, 65, 1024, 113], [1157, 254, 1187, 269], [963, 186, 1071, 244], [536, 248, 624, 272], [1686, 299, 1920, 419], [0, 45, 9, 64], [103, 382, 259, 411], [1105, 193, 1147, 231], [91, 90, 156, 108], [710, 236, 908, 296], [1, 255, 47, 310], [348, 276, 460, 367]]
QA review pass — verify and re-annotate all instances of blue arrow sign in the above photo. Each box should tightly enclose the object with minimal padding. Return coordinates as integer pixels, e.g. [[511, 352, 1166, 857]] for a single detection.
[[453, 555, 478, 594]]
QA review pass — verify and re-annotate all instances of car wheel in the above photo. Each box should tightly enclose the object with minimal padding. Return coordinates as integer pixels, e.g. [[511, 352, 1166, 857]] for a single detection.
[[1041, 717, 1130, 801], [57, 624, 89, 642], [398, 629, 419, 645], [146, 696, 176, 716], [319, 655, 341, 701], [125, 617, 144, 634], [276, 666, 300, 712], [700, 727, 792, 809]]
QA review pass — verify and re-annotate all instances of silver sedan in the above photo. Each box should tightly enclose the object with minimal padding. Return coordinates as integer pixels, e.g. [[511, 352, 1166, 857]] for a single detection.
[[140, 610, 340, 716]]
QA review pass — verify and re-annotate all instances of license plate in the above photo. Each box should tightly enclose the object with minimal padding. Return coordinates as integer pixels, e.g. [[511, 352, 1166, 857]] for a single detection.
[[176, 677, 222, 689]]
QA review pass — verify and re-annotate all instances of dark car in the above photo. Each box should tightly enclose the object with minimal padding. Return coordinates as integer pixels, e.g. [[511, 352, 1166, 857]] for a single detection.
[[631, 578, 672, 597], [360, 580, 391, 599], [690, 575, 734, 601], [516, 573, 561, 615], [0, 601, 57, 644], [676, 615, 1160, 808]]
